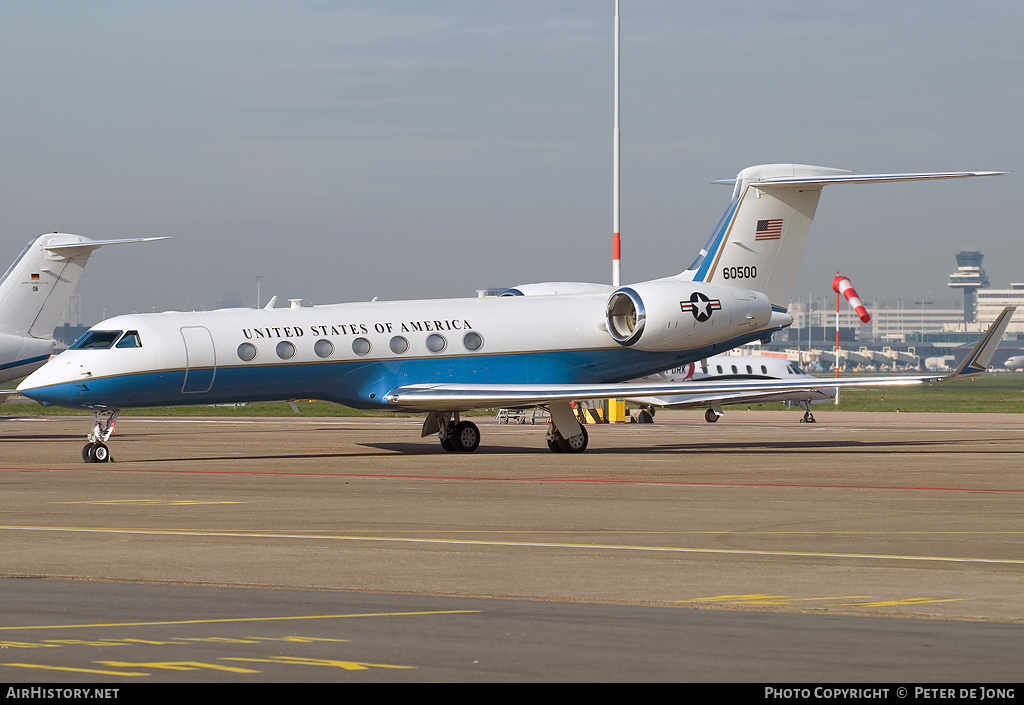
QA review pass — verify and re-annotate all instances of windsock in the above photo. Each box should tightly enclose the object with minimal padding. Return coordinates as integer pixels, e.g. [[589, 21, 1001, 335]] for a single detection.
[[832, 274, 871, 323]]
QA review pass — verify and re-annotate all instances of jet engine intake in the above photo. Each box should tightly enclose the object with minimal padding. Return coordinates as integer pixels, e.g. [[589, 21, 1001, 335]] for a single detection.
[[604, 281, 773, 351]]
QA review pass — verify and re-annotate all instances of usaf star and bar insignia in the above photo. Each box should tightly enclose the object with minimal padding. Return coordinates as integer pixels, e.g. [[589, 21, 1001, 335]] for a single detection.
[[680, 292, 721, 322]]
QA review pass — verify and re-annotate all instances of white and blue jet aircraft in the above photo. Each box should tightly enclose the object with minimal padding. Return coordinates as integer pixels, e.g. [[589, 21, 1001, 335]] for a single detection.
[[16, 164, 1010, 462], [627, 354, 836, 424], [1, 233, 166, 389]]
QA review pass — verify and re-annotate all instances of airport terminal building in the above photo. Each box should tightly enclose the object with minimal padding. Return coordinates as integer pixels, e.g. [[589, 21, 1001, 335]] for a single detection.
[[774, 286, 1024, 370]]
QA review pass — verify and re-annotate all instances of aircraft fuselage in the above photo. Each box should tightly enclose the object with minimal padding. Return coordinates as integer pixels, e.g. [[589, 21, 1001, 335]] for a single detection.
[[22, 283, 779, 410]]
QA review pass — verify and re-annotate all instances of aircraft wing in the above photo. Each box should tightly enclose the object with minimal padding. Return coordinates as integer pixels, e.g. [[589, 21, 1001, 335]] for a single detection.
[[385, 307, 1014, 411], [627, 386, 836, 410], [387, 373, 922, 411]]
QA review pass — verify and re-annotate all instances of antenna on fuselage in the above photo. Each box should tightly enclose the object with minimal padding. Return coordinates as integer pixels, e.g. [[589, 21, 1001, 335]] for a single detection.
[[612, 0, 621, 287]]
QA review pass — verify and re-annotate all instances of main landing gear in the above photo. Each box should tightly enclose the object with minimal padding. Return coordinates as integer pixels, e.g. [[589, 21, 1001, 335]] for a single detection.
[[425, 411, 481, 452], [545, 423, 588, 453], [422, 402, 589, 453], [82, 409, 119, 463], [437, 413, 481, 453]]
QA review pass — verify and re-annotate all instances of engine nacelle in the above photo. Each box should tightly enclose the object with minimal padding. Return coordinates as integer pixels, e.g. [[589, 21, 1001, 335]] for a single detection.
[[0, 333, 56, 383], [605, 281, 773, 351]]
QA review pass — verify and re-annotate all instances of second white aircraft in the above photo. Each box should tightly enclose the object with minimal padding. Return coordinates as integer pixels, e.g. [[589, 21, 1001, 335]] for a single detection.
[[1, 233, 166, 388]]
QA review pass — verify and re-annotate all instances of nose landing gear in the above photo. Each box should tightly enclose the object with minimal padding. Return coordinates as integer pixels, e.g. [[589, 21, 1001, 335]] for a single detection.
[[83, 409, 118, 463], [796, 401, 816, 423]]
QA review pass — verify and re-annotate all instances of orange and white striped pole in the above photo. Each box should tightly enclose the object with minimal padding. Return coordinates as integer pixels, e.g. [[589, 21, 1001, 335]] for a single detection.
[[612, 0, 621, 287]]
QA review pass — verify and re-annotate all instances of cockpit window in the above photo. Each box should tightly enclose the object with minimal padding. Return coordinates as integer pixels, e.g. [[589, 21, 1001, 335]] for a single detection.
[[70, 330, 123, 350], [115, 330, 142, 348]]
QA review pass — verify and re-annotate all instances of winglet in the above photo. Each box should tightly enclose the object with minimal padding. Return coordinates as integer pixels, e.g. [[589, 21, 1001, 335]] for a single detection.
[[942, 307, 1016, 381]]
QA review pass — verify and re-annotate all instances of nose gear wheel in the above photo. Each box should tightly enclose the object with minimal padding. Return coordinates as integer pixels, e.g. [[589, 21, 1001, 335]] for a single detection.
[[82, 410, 118, 463]]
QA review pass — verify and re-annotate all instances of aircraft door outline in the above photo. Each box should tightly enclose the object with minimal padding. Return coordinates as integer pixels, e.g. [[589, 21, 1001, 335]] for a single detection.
[[181, 326, 216, 393]]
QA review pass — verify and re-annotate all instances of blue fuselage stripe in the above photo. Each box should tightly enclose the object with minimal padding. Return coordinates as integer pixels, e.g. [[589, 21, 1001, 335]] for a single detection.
[[0, 354, 51, 372]]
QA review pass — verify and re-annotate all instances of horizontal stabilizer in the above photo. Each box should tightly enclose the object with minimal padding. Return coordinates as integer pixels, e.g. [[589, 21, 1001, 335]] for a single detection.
[[45, 236, 170, 254], [713, 170, 1003, 188]]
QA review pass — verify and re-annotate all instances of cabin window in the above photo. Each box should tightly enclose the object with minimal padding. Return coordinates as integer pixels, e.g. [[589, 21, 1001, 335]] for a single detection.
[[463, 331, 483, 351], [716, 365, 723, 374], [761, 365, 767, 374], [70, 330, 122, 350], [731, 365, 737, 374], [276, 341, 295, 359], [351, 338, 371, 356], [115, 330, 142, 348], [315, 339, 335, 358], [426, 333, 447, 353], [389, 336, 409, 354], [237, 343, 257, 361], [746, 365, 753, 374]]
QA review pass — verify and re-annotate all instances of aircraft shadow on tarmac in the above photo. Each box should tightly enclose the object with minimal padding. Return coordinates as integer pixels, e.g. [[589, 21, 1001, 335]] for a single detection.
[[13, 437, 1017, 464], [638, 437, 1024, 455], [2, 432, 88, 442]]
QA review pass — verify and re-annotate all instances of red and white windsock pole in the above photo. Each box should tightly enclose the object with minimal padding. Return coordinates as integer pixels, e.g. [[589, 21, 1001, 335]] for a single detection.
[[832, 274, 871, 323]]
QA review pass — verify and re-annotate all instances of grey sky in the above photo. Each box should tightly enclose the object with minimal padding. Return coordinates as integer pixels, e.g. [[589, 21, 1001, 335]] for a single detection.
[[2, 1, 1020, 323]]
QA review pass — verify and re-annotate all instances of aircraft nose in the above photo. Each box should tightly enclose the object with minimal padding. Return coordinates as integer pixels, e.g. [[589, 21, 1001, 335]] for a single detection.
[[17, 368, 44, 394], [17, 367, 55, 401], [17, 358, 86, 406]]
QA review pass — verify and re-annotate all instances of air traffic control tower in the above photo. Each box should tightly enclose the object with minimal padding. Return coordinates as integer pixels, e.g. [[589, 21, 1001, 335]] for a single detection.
[[948, 250, 989, 323]]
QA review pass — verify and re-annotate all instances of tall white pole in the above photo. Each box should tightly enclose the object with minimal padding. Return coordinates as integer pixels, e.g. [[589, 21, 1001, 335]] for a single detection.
[[612, 0, 621, 287]]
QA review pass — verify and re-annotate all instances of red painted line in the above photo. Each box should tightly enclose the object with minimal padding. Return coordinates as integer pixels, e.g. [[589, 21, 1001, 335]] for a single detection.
[[3, 466, 1022, 493]]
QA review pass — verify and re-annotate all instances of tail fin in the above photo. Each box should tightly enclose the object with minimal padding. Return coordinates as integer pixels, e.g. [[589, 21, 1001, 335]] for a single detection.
[[679, 164, 1001, 308], [0, 233, 168, 338]]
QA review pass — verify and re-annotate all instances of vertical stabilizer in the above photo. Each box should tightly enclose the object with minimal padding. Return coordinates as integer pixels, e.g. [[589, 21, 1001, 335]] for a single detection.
[[679, 164, 1001, 310], [0, 234, 92, 337], [0, 233, 168, 337], [679, 164, 850, 307]]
